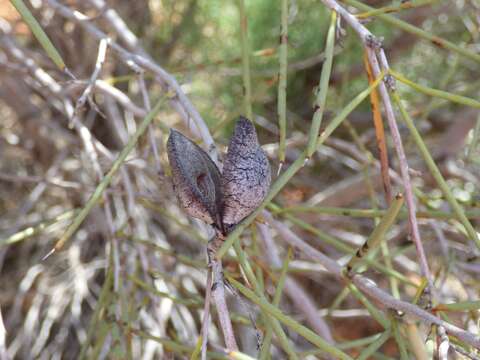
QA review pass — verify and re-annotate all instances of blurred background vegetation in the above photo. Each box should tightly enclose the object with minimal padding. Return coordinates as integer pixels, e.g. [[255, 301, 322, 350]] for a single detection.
[[0, 0, 479, 359]]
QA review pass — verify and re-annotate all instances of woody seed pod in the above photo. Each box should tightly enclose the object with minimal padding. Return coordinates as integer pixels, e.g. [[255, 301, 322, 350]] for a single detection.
[[167, 129, 224, 231], [221, 117, 271, 227]]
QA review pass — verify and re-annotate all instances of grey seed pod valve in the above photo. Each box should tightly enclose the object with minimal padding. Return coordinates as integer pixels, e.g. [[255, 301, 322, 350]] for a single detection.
[[166, 117, 271, 235]]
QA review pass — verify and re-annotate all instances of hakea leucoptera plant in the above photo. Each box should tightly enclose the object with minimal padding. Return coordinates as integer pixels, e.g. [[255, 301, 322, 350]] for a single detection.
[[167, 116, 271, 235]]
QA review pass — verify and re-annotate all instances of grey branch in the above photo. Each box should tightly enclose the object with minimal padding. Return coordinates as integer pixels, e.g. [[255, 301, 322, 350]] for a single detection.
[[263, 211, 480, 348], [318, 0, 434, 293]]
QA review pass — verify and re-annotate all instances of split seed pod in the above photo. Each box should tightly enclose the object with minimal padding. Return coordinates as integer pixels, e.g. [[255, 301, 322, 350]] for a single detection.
[[167, 129, 224, 232], [221, 116, 271, 227]]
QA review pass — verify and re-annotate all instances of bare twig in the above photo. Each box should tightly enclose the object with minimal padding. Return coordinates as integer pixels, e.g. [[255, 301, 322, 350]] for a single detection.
[[0, 173, 81, 190], [201, 265, 213, 360], [207, 237, 239, 352], [318, 0, 434, 294], [262, 211, 480, 348], [74, 37, 109, 115], [40, 2, 238, 354], [257, 223, 334, 344], [437, 325, 450, 360], [2, 1, 478, 358], [92, 80, 147, 117], [43, 0, 220, 163], [138, 71, 162, 172], [86, 0, 150, 58], [68, 38, 122, 290]]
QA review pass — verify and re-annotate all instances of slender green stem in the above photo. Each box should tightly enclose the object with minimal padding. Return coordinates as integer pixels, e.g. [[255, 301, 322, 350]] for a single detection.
[[275, 208, 416, 286], [356, 329, 392, 360], [345, 119, 401, 298], [272, 248, 291, 305], [140, 198, 207, 243], [329, 287, 351, 312], [355, 0, 436, 19], [391, 315, 409, 360], [300, 333, 387, 356], [118, 274, 133, 360], [53, 98, 165, 253], [0, 209, 77, 247], [381, 240, 399, 299], [125, 326, 229, 359], [217, 76, 382, 259], [128, 275, 202, 307], [344, 0, 480, 63], [226, 276, 353, 360], [347, 283, 389, 328], [276, 208, 350, 252], [233, 243, 257, 288], [412, 278, 429, 305], [259, 248, 292, 359], [434, 300, 480, 312], [391, 92, 480, 248], [420, 54, 459, 120], [275, 205, 480, 220], [277, 0, 288, 166], [238, 0, 253, 120], [190, 338, 202, 360], [11, 0, 67, 71], [251, 226, 265, 291], [229, 352, 257, 360], [405, 322, 428, 360], [126, 235, 205, 268], [90, 322, 111, 359], [307, 11, 336, 157], [345, 194, 404, 273], [391, 70, 480, 109], [338, 333, 385, 350], [417, 80, 480, 116], [316, 74, 383, 145], [79, 256, 114, 360], [219, 76, 384, 259], [233, 243, 298, 359]]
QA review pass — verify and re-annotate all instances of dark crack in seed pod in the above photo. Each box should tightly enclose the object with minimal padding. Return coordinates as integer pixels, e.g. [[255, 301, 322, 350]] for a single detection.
[[167, 129, 224, 232], [221, 116, 271, 227]]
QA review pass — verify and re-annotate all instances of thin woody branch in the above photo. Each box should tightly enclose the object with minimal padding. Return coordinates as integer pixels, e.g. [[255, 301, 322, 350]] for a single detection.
[[262, 211, 480, 349], [42, 0, 220, 164], [318, 0, 434, 291]]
